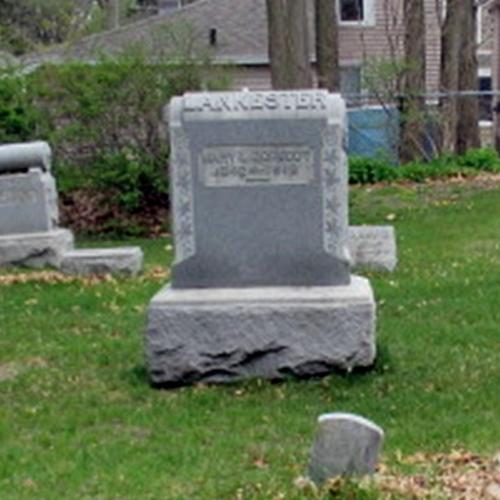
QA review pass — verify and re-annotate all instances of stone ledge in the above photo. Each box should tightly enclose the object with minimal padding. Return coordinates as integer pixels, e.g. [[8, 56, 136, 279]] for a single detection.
[[348, 226, 397, 272], [145, 276, 376, 386], [60, 247, 143, 276], [0, 229, 74, 268]]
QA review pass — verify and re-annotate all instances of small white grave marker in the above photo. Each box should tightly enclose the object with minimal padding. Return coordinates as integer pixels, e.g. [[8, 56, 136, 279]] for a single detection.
[[308, 412, 384, 485]]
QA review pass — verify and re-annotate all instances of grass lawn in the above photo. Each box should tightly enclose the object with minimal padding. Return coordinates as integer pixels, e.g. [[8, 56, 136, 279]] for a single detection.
[[1, 179, 500, 499]]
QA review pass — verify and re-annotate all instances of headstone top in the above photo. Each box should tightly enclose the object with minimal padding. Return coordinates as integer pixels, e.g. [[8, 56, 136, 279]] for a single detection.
[[318, 412, 385, 436], [171, 90, 346, 122], [0, 141, 52, 173]]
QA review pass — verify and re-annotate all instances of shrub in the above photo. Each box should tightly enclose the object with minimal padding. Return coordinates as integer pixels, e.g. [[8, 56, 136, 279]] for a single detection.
[[0, 45, 229, 233], [349, 156, 400, 184], [0, 67, 41, 143], [350, 148, 500, 185], [456, 148, 500, 172]]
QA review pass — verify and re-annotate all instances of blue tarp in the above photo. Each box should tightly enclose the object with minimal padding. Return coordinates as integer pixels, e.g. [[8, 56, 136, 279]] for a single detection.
[[347, 106, 399, 163]]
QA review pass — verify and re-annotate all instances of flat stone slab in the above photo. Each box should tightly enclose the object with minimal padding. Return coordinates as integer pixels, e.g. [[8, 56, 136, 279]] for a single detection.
[[60, 247, 143, 276], [0, 229, 74, 268], [308, 413, 384, 485], [348, 226, 397, 272], [145, 276, 376, 386]]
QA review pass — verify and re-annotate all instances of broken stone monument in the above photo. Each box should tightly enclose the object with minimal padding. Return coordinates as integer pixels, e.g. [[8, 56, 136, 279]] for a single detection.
[[145, 90, 377, 386], [0, 141, 73, 267], [0, 141, 143, 275], [308, 413, 384, 486]]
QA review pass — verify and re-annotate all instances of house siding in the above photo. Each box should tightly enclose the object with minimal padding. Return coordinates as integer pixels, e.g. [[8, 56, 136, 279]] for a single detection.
[[21, 0, 490, 96]]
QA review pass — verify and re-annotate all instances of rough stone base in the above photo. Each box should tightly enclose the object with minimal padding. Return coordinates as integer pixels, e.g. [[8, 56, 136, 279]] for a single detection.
[[0, 229, 74, 268], [145, 276, 376, 386], [60, 247, 143, 276], [348, 226, 397, 272]]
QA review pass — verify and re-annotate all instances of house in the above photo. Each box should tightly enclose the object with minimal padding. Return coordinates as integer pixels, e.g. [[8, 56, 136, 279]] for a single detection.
[[18, 0, 498, 155], [486, 0, 500, 149], [20, 0, 496, 95]]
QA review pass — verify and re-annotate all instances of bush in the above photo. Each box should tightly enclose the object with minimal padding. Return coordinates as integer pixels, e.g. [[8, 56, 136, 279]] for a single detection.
[[0, 67, 40, 143], [86, 152, 169, 212], [456, 148, 500, 172], [349, 156, 400, 184], [0, 46, 229, 234], [350, 148, 500, 185]]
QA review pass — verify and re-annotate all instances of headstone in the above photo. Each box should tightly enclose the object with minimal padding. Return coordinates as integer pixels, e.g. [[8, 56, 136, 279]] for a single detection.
[[0, 169, 59, 235], [61, 247, 144, 276], [308, 413, 384, 486], [0, 229, 73, 268], [169, 90, 350, 288], [0, 142, 143, 275], [0, 142, 73, 267], [145, 90, 377, 385], [348, 226, 397, 272]]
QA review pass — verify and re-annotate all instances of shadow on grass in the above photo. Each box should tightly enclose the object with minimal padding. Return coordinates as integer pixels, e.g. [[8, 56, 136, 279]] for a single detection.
[[141, 342, 394, 392], [126, 364, 150, 387]]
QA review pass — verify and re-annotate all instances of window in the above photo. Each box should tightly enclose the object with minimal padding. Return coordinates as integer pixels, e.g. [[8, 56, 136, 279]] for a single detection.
[[340, 66, 361, 96], [338, 0, 375, 26], [340, 66, 362, 105], [479, 76, 492, 121], [340, 0, 364, 22]]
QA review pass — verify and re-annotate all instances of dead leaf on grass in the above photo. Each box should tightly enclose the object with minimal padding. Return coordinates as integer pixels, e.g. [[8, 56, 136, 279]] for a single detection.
[[372, 449, 500, 499], [0, 266, 170, 287], [0, 270, 105, 287], [0, 363, 20, 382], [140, 266, 170, 282], [0, 357, 48, 383]]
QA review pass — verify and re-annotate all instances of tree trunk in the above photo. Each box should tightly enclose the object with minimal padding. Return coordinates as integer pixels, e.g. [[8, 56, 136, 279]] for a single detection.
[[315, 0, 340, 92], [400, 0, 426, 163], [456, 0, 480, 154], [266, 0, 312, 89], [440, 0, 460, 154], [440, 0, 479, 155], [492, 5, 500, 153]]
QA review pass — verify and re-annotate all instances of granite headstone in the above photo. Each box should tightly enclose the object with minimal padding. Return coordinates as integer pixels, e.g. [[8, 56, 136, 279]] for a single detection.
[[348, 226, 397, 272], [0, 141, 144, 274], [0, 141, 73, 266], [0, 169, 59, 236], [169, 90, 350, 288], [145, 90, 377, 385], [308, 413, 384, 485]]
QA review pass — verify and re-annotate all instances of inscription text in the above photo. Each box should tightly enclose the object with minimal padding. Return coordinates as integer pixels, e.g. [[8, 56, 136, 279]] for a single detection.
[[200, 146, 314, 187]]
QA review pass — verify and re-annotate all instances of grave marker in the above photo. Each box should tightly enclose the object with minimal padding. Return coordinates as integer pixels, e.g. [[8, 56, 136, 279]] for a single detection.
[[308, 413, 384, 485], [145, 90, 377, 385]]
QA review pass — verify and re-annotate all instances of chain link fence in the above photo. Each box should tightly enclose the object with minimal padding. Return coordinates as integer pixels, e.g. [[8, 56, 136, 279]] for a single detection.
[[344, 91, 499, 163]]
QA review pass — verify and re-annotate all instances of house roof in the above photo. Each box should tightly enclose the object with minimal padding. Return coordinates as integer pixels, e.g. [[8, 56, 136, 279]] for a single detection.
[[21, 0, 309, 68]]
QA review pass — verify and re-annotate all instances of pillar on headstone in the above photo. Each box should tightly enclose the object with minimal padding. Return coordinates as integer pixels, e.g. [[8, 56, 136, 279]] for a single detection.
[[145, 90, 377, 386]]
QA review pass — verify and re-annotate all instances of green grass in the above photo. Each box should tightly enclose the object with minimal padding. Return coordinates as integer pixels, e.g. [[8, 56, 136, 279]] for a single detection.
[[1, 181, 500, 498]]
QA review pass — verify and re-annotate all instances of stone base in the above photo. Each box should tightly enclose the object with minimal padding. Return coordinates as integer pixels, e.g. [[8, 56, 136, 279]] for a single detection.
[[348, 226, 397, 272], [60, 247, 143, 277], [145, 276, 376, 386], [0, 229, 74, 268]]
